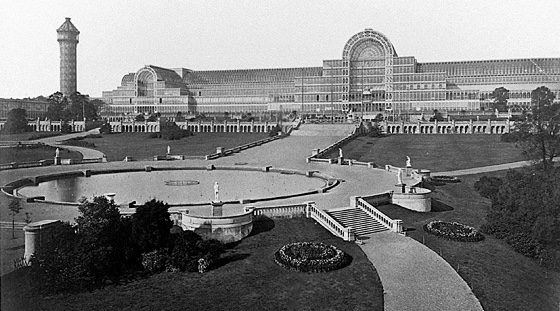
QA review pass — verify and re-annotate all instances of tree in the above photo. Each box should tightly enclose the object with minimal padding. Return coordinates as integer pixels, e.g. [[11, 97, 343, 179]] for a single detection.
[[8, 199, 23, 238], [75, 196, 135, 282], [135, 114, 145, 122], [176, 111, 185, 122], [45, 91, 69, 121], [67, 92, 100, 121], [429, 109, 444, 122], [491, 87, 510, 112], [513, 86, 559, 171], [131, 199, 173, 253], [3, 108, 30, 134]]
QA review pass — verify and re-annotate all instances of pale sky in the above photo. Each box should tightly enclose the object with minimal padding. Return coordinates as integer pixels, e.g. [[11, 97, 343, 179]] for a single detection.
[[1, 0, 559, 99]]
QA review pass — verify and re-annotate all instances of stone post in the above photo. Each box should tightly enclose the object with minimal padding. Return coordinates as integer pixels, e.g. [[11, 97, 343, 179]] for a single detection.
[[23, 220, 61, 262]]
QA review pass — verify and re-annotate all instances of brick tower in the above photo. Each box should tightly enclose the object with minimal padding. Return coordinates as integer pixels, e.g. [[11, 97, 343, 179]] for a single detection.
[[57, 17, 80, 96]]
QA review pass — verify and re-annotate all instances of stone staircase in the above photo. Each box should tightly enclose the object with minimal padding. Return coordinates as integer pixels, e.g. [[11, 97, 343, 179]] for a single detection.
[[291, 124, 356, 136], [327, 208, 389, 236]]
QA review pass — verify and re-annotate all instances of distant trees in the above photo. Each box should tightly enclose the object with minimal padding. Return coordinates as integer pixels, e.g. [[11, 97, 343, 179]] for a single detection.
[[429, 109, 444, 122], [511, 86, 559, 171], [45, 91, 100, 122], [491, 87, 510, 112], [3, 108, 30, 134]]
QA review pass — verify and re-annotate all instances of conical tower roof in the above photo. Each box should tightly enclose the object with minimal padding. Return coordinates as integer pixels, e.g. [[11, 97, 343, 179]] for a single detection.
[[57, 17, 80, 34]]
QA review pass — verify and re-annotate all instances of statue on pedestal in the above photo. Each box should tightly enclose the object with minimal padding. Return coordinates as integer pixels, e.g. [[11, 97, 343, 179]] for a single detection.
[[406, 156, 411, 167], [339, 148, 343, 158], [214, 182, 220, 202], [55, 148, 60, 157], [167, 145, 171, 154]]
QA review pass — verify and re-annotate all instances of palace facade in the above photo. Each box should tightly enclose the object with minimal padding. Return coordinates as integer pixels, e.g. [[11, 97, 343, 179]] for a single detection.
[[102, 29, 560, 116]]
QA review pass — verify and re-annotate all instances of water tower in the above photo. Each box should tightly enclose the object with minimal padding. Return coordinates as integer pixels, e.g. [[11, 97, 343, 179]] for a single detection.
[[57, 17, 80, 96]]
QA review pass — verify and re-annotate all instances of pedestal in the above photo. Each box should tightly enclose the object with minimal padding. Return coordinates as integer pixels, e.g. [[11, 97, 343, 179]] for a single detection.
[[406, 166, 412, 176], [211, 201, 223, 217], [54, 156, 61, 165], [338, 157, 344, 165]]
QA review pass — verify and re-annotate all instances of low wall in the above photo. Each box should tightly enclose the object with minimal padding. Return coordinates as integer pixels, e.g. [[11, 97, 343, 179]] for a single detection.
[[180, 210, 254, 244], [248, 203, 307, 218], [392, 187, 432, 212]]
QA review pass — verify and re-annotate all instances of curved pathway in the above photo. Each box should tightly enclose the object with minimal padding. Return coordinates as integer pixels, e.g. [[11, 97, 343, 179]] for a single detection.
[[32, 128, 106, 159], [434, 157, 559, 176]]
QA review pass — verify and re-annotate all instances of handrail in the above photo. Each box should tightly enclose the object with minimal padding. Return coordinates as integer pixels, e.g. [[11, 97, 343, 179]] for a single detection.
[[355, 197, 402, 233], [307, 202, 354, 241]]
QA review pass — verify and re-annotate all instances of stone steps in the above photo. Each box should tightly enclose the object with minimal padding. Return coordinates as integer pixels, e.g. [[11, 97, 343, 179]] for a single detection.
[[327, 208, 388, 236]]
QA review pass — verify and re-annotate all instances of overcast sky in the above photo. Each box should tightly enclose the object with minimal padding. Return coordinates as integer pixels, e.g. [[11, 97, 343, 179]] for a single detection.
[[1, 0, 559, 99]]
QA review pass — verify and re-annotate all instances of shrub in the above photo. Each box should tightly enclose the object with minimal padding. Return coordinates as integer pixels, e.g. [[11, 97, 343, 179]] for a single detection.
[[141, 249, 169, 273], [27, 132, 62, 140], [474, 176, 503, 200], [169, 231, 223, 272], [505, 232, 541, 258], [430, 175, 461, 183], [61, 137, 96, 148], [274, 242, 351, 273], [423, 221, 485, 242], [132, 199, 173, 253], [268, 125, 282, 137], [99, 122, 112, 134]]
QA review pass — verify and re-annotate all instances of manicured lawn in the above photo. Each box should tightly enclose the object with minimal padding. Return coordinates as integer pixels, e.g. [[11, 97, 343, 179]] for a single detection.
[[0, 145, 82, 164], [375, 173, 560, 311], [331, 135, 527, 172], [1, 217, 384, 311], [84, 132, 269, 161], [0, 132, 62, 141]]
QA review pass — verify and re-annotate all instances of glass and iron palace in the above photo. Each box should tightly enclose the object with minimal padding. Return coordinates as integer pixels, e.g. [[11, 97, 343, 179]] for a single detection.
[[102, 29, 560, 116]]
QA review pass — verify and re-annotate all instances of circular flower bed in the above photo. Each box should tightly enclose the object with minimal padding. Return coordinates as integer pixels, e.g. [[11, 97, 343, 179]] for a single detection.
[[430, 175, 461, 183], [274, 242, 351, 273], [424, 220, 484, 242]]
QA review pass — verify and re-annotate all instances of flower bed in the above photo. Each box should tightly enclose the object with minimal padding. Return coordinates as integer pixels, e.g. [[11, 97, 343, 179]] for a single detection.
[[430, 175, 461, 183], [423, 220, 484, 242], [274, 242, 351, 273]]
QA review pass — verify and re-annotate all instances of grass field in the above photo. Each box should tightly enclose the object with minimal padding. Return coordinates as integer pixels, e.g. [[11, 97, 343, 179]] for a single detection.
[[84, 132, 269, 161], [1, 217, 384, 311], [375, 173, 560, 311], [0, 145, 82, 164], [330, 135, 527, 172]]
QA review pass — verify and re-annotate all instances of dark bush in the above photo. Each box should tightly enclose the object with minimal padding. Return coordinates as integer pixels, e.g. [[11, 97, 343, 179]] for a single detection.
[[474, 175, 503, 200], [505, 232, 541, 258], [99, 122, 112, 134], [150, 122, 193, 140], [141, 249, 169, 273], [27, 132, 62, 140], [61, 138, 95, 148], [268, 125, 282, 137], [132, 199, 173, 253], [500, 132, 519, 143], [169, 230, 223, 272]]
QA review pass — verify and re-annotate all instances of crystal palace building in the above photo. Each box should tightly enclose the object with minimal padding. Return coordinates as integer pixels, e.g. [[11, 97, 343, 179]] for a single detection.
[[102, 29, 560, 116]]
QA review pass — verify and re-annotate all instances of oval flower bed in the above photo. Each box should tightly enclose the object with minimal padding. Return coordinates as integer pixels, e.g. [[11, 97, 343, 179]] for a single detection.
[[274, 242, 351, 273], [423, 220, 485, 242], [430, 175, 461, 183]]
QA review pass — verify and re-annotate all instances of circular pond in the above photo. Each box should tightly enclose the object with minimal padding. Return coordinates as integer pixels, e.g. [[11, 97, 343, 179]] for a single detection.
[[16, 169, 327, 206]]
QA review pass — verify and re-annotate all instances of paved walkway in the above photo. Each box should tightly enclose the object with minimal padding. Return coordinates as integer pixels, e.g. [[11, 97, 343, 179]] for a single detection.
[[360, 232, 483, 311], [435, 157, 559, 176], [32, 128, 106, 159]]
